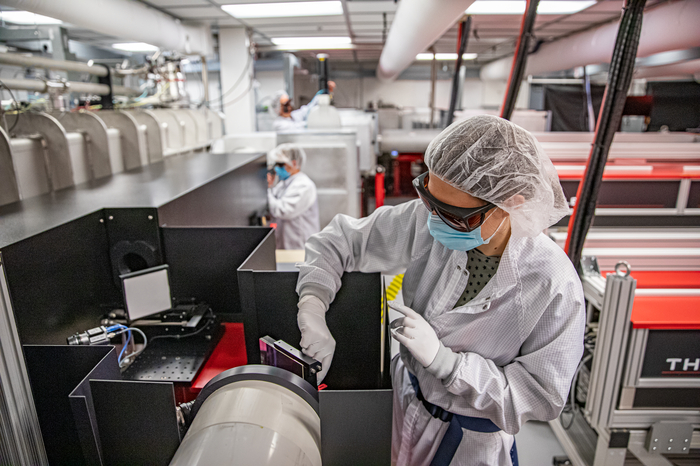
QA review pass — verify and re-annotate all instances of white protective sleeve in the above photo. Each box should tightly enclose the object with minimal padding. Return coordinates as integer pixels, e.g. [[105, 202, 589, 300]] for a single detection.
[[296, 201, 427, 307]]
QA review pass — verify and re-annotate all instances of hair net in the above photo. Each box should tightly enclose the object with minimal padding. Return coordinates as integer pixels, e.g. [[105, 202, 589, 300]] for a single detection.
[[424, 115, 568, 237], [271, 91, 290, 115], [268, 143, 307, 169]]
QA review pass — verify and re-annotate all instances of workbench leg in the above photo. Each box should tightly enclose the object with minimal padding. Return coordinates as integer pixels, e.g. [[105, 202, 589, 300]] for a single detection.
[[593, 435, 626, 466]]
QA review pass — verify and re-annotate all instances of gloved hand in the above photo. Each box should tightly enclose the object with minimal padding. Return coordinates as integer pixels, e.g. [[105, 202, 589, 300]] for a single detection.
[[298, 295, 335, 384], [389, 301, 440, 368]]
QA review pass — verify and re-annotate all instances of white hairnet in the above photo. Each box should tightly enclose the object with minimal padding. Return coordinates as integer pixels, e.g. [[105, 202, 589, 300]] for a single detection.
[[271, 90, 289, 115], [268, 143, 307, 169], [424, 115, 568, 237]]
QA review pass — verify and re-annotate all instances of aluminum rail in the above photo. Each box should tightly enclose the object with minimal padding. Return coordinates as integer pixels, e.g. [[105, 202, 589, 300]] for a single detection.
[[1, 78, 140, 96], [0, 52, 108, 77]]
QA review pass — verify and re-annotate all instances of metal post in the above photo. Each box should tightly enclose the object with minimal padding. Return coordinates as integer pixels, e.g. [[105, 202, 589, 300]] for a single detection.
[[500, 0, 540, 121], [565, 0, 647, 268], [584, 66, 596, 132], [429, 49, 437, 129], [446, 17, 471, 128], [200, 55, 210, 105]]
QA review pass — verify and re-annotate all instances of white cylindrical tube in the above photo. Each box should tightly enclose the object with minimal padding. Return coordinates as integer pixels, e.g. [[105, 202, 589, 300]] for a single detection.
[[0, 52, 108, 77], [481, 0, 700, 80], [1, 0, 213, 56], [376, 0, 476, 83], [170, 380, 321, 466]]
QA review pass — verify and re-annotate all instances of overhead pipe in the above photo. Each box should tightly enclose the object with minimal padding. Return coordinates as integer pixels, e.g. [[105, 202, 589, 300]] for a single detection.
[[1, 0, 213, 56], [500, 0, 540, 120], [446, 17, 471, 127], [481, 0, 700, 81], [0, 52, 108, 77], [1, 77, 140, 96], [634, 58, 700, 79], [565, 0, 647, 270], [376, 0, 476, 83]]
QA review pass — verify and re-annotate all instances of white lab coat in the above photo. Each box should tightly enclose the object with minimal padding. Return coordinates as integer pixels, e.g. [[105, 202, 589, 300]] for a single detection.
[[268, 172, 320, 250], [273, 97, 320, 132], [297, 200, 585, 466]]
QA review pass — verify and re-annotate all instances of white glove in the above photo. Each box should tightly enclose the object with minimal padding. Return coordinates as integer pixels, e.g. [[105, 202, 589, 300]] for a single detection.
[[298, 295, 335, 384], [389, 301, 440, 368]]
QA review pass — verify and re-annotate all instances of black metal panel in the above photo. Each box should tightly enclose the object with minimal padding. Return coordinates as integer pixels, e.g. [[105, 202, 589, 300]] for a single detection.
[[633, 388, 700, 408], [104, 207, 163, 286], [554, 215, 700, 228], [162, 227, 272, 316], [239, 268, 387, 390], [23, 345, 120, 466], [2, 212, 119, 344], [688, 181, 700, 209], [560, 180, 680, 209], [0, 152, 265, 249], [641, 330, 700, 378], [68, 348, 122, 466], [90, 380, 180, 466], [157, 155, 268, 227], [320, 389, 393, 466]]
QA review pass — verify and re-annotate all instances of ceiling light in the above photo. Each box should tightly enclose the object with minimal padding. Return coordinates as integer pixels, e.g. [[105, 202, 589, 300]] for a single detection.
[[416, 53, 478, 60], [0, 11, 62, 25], [222, 1, 342, 19], [466, 1, 595, 15], [271, 37, 352, 50], [112, 42, 159, 52]]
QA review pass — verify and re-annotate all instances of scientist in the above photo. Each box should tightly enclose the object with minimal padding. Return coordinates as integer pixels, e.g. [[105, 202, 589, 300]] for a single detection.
[[295, 115, 585, 465], [267, 144, 320, 250], [272, 94, 306, 131]]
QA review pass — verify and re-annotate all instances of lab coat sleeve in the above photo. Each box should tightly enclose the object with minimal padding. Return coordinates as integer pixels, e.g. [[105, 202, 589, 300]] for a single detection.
[[290, 95, 319, 121], [415, 277, 585, 435], [267, 179, 316, 221], [297, 200, 428, 308]]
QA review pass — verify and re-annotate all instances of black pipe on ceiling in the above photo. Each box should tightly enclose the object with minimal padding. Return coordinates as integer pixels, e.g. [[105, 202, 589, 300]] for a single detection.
[[446, 16, 471, 128], [500, 0, 539, 121]]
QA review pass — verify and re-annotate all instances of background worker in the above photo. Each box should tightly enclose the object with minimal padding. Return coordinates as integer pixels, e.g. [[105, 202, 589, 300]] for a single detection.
[[267, 143, 320, 250]]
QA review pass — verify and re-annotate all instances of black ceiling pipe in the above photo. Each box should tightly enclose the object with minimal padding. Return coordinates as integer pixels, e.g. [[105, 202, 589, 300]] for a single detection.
[[445, 16, 471, 128], [565, 0, 647, 270], [500, 0, 539, 121]]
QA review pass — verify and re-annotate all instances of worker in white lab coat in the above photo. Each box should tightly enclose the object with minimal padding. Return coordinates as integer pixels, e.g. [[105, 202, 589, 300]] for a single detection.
[[267, 143, 320, 250], [295, 115, 585, 465], [272, 93, 319, 132]]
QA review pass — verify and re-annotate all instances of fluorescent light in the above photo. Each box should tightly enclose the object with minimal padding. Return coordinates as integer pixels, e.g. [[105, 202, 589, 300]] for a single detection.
[[222, 1, 342, 18], [0, 10, 62, 24], [416, 53, 478, 60], [271, 36, 352, 50], [112, 42, 159, 52], [466, 1, 595, 15]]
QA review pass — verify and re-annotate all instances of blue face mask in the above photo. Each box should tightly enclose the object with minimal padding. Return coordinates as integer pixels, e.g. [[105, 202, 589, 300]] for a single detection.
[[427, 213, 502, 252], [274, 165, 291, 181]]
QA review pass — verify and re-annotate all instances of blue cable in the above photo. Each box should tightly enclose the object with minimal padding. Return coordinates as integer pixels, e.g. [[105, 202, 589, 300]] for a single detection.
[[109, 324, 132, 363]]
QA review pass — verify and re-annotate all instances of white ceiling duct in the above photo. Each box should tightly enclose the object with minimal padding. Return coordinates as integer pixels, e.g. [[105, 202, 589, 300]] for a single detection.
[[481, 0, 700, 81], [635, 58, 700, 80], [1, 0, 213, 56], [376, 0, 476, 83]]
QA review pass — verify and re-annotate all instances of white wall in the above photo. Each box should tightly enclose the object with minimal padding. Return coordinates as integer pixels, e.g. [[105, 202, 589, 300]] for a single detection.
[[255, 69, 284, 107], [327, 77, 525, 111], [219, 28, 255, 134]]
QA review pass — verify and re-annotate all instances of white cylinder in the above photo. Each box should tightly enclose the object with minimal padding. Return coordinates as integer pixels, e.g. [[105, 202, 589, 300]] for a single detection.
[[169, 380, 321, 466], [0, 52, 108, 76], [1, 0, 213, 56], [376, 0, 476, 83], [480, 0, 700, 80]]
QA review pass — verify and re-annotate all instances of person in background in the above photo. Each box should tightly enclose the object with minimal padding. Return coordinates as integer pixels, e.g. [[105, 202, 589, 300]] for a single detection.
[[294, 115, 585, 465], [273, 93, 306, 131], [267, 143, 320, 250], [315, 80, 336, 99]]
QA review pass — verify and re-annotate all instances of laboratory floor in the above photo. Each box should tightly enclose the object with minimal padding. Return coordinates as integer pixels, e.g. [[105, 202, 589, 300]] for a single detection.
[[516, 421, 567, 466]]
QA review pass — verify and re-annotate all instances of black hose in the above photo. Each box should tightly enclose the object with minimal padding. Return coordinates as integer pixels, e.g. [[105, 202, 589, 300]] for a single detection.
[[500, 0, 540, 121], [446, 16, 471, 128], [565, 0, 647, 270]]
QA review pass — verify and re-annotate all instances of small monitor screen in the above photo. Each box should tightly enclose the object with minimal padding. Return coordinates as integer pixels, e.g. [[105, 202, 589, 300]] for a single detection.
[[121, 266, 172, 321]]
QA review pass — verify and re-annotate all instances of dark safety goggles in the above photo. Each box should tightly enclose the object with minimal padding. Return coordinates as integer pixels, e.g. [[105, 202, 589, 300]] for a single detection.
[[412, 172, 495, 232]]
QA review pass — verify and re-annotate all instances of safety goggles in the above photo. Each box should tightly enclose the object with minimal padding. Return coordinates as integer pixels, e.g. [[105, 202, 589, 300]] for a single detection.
[[413, 172, 495, 232]]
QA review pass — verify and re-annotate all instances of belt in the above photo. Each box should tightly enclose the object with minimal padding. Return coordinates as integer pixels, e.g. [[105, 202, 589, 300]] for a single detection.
[[408, 372, 519, 466]]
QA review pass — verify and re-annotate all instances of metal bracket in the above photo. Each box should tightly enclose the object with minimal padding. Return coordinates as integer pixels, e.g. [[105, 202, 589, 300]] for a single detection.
[[645, 422, 693, 455]]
